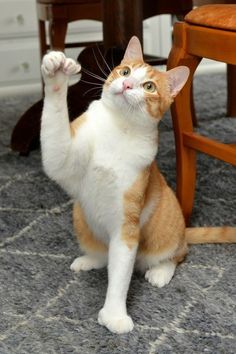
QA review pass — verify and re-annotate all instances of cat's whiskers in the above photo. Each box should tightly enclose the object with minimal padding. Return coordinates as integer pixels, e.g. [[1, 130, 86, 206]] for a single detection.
[[138, 102, 146, 116], [92, 47, 109, 78], [126, 101, 134, 116], [80, 79, 104, 87], [81, 68, 106, 83], [133, 95, 146, 116], [96, 44, 112, 73], [83, 86, 103, 97], [111, 48, 115, 70]]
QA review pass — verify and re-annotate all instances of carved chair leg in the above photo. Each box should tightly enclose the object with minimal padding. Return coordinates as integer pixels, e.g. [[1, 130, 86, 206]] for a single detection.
[[38, 19, 47, 60], [49, 19, 68, 51], [167, 23, 201, 224]]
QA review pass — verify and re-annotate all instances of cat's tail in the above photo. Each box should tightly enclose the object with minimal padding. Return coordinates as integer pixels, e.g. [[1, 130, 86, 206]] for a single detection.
[[185, 227, 236, 244]]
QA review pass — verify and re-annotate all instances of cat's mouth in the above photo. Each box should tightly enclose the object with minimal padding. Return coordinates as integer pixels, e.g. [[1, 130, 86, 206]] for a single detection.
[[108, 84, 140, 109], [113, 89, 132, 104]]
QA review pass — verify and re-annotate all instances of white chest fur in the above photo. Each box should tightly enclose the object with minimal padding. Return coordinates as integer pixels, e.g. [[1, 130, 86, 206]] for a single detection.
[[71, 100, 158, 241]]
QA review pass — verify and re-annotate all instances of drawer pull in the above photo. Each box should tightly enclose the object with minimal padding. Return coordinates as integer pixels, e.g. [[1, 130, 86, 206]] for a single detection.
[[16, 14, 25, 25], [21, 62, 30, 72]]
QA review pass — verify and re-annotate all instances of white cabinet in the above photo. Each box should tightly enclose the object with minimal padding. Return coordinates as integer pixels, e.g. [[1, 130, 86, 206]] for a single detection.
[[0, 0, 102, 95], [0, 0, 40, 93], [0, 0, 38, 37]]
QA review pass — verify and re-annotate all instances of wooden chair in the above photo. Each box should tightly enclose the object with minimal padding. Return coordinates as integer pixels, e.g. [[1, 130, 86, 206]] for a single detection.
[[193, 0, 236, 116], [167, 4, 236, 224]]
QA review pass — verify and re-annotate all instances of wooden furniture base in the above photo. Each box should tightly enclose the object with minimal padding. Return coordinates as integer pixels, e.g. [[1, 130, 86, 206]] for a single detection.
[[167, 4, 236, 223]]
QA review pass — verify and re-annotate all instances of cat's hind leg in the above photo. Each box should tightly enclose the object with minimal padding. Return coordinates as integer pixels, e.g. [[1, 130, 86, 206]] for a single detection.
[[139, 244, 188, 288], [145, 260, 176, 288]]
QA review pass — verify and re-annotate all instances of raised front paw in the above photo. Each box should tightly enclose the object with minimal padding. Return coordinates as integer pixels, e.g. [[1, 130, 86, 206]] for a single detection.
[[98, 308, 134, 334], [41, 51, 81, 83]]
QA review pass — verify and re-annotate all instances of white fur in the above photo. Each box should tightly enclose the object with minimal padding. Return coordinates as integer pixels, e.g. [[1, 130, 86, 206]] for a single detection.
[[135, 247, 178, 274], [140, 198, 157, 227], [145, 260, 176, 288], [70, 255, 107, 272], [98, 237, 137, 333], [40, 52, 160, 334]]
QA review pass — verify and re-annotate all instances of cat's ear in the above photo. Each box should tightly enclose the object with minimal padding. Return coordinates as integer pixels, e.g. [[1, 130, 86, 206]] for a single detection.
[[121, 36, 143, 63], [165, 66, 190, 98]]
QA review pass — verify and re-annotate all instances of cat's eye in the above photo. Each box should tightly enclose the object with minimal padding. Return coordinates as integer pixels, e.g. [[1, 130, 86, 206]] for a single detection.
[[143, 81, 156, 93], [119, 67, 131, 76]]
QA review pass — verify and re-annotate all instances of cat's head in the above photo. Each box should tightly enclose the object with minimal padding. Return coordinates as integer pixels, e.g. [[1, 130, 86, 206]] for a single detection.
[[102, 36, 189, 124]]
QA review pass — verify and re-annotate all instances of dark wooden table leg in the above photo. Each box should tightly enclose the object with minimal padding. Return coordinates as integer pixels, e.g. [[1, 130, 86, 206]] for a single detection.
[[227, 64, 236, 117], [102, 0, 143, 48], [11, 16, 69, 154]]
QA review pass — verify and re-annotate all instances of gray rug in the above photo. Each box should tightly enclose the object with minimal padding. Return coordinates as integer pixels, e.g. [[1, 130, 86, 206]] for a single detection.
[[0, 73, 236, 354]]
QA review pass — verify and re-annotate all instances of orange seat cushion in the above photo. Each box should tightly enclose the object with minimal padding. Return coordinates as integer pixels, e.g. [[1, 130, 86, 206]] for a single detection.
[[185, 4, 236, 32]]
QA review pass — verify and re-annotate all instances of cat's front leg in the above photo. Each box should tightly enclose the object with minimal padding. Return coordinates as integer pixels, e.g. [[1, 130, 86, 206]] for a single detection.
[[40, 52, 81, 185], [98, 236, 138, 334]]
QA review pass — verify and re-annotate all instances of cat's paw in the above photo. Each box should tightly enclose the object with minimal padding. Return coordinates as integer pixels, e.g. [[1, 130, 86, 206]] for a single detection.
[[41, 51, 81, 78], [98, 308, 134, 334], [41, 51, 66, 78], [41, 51, 81, 91], [62, 57, 81, 76], [70, 255, 106, 272], [145, 261, 176, 288]]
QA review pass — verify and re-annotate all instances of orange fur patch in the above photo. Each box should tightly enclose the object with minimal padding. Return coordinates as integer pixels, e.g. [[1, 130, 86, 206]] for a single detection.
[[122, 168, 150, 249], [73, 203, 107, 253], [144, 67, 173, 119], [185, 226, 236, 244], [139, 163, 186, 260], [70, 113, 87, 137]]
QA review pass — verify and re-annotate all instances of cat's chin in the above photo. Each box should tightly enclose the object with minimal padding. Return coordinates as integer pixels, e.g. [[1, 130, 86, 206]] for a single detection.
[[103, 92, 133, 112], [114, 91, 139, 111], [114, 92, 130, 106]]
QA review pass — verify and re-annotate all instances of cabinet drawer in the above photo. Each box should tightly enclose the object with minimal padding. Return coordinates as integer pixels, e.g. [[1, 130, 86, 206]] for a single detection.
[[0, 39, 41, 85], [0, 0, 37, 38]]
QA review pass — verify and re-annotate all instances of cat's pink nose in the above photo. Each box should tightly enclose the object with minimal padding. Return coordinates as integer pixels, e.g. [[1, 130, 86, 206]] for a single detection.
[[123, 80, 133, 91]]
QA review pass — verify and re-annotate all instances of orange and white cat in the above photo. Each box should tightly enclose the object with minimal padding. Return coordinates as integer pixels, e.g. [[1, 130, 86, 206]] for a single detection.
[[40, 37, 236, 334]]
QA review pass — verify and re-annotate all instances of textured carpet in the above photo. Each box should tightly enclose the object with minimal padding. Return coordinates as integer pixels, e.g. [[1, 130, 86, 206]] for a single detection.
[[0, 73, 236, 354]]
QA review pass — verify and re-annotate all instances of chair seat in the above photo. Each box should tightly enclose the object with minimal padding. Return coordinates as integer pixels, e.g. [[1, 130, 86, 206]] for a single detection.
[[185, 4, 236, 32]]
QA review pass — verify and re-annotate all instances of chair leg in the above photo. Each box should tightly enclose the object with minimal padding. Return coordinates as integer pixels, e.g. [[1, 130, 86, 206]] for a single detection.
[[11, 19, 68, 154], [49, 19, 68, 51], [38, 20, 48, 95], [174, 129, 197, 225], [38, 20, 47, 60], [167, 22, 201, 225], [227, 64, 236, 117], [191, 83, 198, 127]]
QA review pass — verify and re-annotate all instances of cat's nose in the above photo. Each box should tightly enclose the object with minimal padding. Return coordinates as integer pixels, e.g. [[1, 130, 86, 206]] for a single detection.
[[123, 79, 133, 91]]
